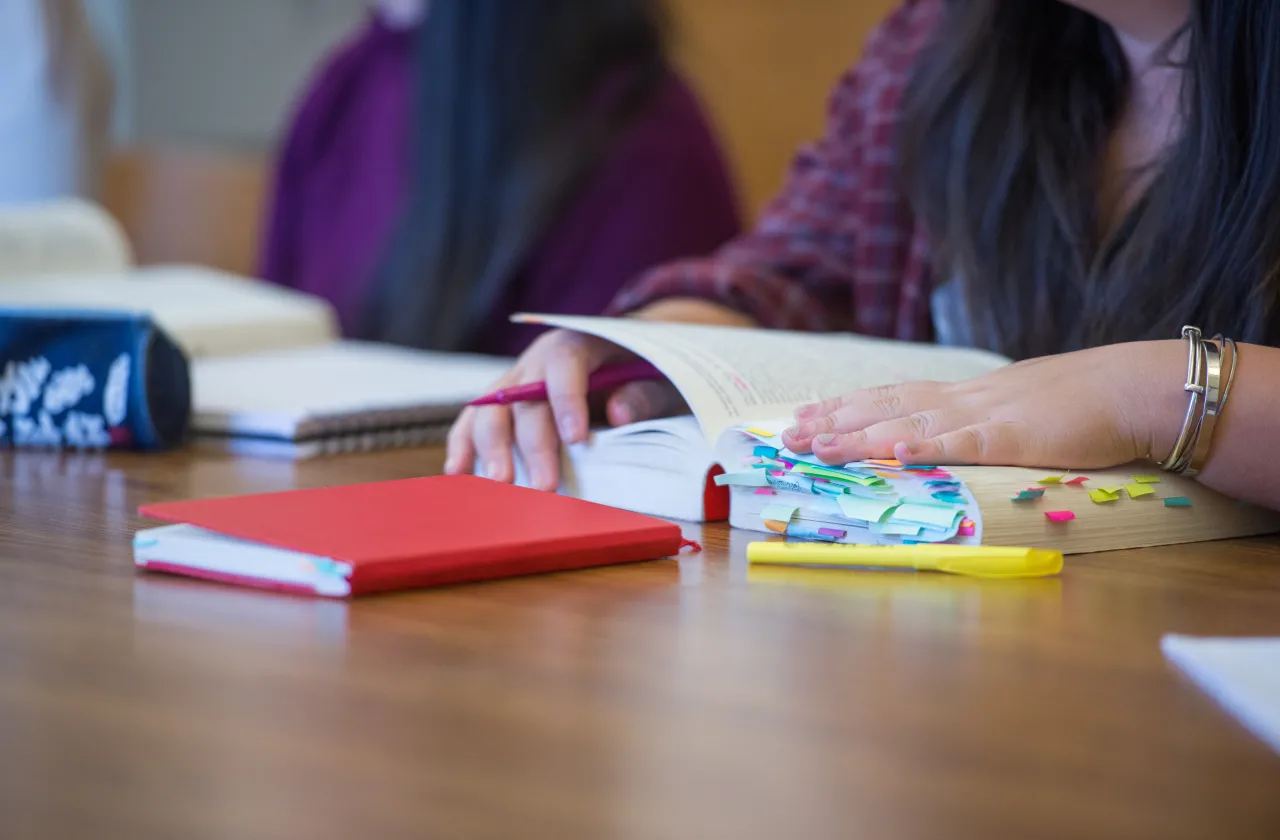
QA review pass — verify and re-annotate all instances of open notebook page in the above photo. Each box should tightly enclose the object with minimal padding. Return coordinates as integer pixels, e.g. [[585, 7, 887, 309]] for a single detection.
[[514, 313, 1011, 443], [0, 199, 132, 280], [1162, 635, 1280, 755]]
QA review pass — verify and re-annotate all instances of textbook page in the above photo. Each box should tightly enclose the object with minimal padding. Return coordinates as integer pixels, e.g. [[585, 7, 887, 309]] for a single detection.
[[514, 314, 1011, 443], [0, 199, 132, 280]]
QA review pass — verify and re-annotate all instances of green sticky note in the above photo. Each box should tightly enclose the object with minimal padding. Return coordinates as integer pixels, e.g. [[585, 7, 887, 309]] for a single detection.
[[1038, 475, 1065, 485], [1089, 489, 1121, 504], [760, 503, 799, 524], [889, 503, 963, 530], [1125, 483, 1155, 499], [1164, 496, 1193, 508], [714, 471, 770, 488], [1132, 475, 1162, 484], [871, 523, 924, 537], [836, 495, 900, 523]]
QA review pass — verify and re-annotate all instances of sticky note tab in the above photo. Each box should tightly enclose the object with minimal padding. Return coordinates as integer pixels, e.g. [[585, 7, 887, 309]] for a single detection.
[[818, 528, 847, 539], [753, 445, 779, 459], [902, 465, 938, 471], [925, 479, 962, 488], [765, 473, 815, 495], [1089, 488, 1121, 504], [871, 523, 924, 537], [1011, 488, 1046, 502], [1038, 475, 1065, 485], [836, 495, 900, 523], [784, 523, 840, 542], [1045, 510, 1076, 523], [1164, 496, 1193, 508], [1100, 486, 1124, 495], [1063, 477, 1089, 486], [1125, 483, 1155, 499], [873, 471, 901, 480], [1132, 475, 1161, 484], [890, 503, 963, 530], [760, 503, 799, 525], [715, 471, 769, 488], [958, 519, 977, 537], [743, 427, 778, 438], [865, 459, 903, 468], [931, 491, 965, 504], [754, 488, 776, 496]]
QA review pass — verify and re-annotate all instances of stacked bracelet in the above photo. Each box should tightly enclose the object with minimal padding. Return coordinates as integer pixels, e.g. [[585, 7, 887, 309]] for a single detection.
[[1158, 326, 1239, 476]]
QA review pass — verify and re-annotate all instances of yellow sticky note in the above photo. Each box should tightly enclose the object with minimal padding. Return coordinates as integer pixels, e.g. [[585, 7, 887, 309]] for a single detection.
[[1100, 486, 1124, 495], [1089, 489, 1121, 504], [744, 427, 778, 438], [1125, 483, 1155, 499], [1132, 475, 1161, 484], [1038, 475, 1064, 485]]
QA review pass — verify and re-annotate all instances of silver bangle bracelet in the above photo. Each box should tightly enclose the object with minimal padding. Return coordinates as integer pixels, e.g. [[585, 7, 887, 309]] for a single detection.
[[1158, 326, 1207, 472], [1158, 327, 1238, 475]]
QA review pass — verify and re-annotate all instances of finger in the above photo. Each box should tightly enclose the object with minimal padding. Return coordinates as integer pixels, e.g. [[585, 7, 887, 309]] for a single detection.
[[544, 335, 601, 445], [895, 422, 1036, 467], [471, 405, 516, 483], [784, 383, 948, 452], [512, 401, 562, 491], [444, 408, 477, 474], [605, 379, 685, 427], [809, 410, 956, 464]]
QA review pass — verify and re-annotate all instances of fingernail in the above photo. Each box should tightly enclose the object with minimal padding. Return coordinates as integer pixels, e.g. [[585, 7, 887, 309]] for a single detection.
[[900, 441, 920, 456], [558, 414, 579, 441], [784, 426, 801, 439], [815, 434, 837, 446]]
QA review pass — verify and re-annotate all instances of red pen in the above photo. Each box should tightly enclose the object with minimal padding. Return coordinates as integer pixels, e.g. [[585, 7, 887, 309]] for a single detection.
[[466, 360, 667, 407]]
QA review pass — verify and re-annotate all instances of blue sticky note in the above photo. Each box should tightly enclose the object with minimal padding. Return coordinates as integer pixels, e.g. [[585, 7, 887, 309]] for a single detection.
[[1164, 497, 1193, 508], [753, 445, 780, 459]]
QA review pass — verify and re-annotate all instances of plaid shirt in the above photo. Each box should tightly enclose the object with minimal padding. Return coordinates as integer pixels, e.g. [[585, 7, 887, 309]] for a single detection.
[[607, 0, 943, 341]]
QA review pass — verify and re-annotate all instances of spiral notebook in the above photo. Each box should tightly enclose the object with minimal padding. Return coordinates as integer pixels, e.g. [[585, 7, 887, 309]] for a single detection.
[[191, 342, 512, 458]]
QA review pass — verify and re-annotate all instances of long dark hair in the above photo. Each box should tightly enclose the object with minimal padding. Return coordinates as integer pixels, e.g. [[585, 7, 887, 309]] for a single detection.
[[362, 0, 668, 350], [899, 0, 1280, 360]]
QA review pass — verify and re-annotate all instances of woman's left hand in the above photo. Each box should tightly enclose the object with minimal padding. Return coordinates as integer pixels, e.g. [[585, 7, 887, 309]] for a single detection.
[[781, 340, 1186, 470]]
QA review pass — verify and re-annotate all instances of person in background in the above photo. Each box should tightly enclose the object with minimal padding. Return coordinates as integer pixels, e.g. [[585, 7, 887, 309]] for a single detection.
[[0, 0, 112, 204], [258, 0, 741, 357], [449, 0, 1280, 510]]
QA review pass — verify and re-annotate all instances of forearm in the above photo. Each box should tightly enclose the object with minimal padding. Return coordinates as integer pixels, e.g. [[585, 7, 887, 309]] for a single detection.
[[629, 297, 757, 327], [1136, 341, 1280, 508]]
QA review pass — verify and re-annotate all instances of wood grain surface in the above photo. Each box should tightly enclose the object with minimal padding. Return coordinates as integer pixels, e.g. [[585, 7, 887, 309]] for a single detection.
[[1, 446, 1279, 840]]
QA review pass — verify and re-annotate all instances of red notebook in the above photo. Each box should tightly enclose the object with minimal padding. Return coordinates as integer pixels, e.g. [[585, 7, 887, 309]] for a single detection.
[[134, 474, 691, 597]]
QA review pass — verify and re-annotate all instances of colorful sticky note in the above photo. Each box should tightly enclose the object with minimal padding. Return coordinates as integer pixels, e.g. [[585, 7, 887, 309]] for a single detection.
[[743, 427, 779, 438], [865, 459, 903, 468], [1063, 477, 1089, 486], [1089, 488, 1121, 504], [1164, 496, 1193, 508], [1100, 486, 1124, 495], [760, 503, 799, 523], [1038, 475, 1065, 485], [1011, 488, 1046, 502], [871, 523, 924, 537], [785, 523, 840, 542], [932, 491, 965, 504], [958, 519, 977, 537], [753, 445, 780, 459], [873, 471, 902, 480], [818, 528, 847, 539], [925, 479, 962, 488], [1045, 510, 1076, 523], [754, 488, 776, 496], [902, 465, 938, 471], [714, 471, 769, 488], [836, 495, 900, 523], [890, 503, 964, 530], [1125, 483, 1155, 499], [1131, 475, 1161, 484]]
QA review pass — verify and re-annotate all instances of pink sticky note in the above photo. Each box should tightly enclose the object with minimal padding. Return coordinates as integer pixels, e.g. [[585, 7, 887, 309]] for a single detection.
[[1063, 477, 1089, 486], [1045, 510, 1076, 523], [754, 488, 776, 496], [767, 470, 785, 477]]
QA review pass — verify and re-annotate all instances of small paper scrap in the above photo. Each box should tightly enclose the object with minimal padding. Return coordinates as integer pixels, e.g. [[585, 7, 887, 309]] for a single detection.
[[1089, 488, 1121, 504], [1125, 483, 1156, 499], [1012, 488, 1046, 502], [1045, 510, 1076, 523], [753, 445, 779, 459], [1038, 475, 1065, 485], [754, 488, 775, 496], [1132, 475, 1161, 484], [1063, 477, 1089, 486], [743, 427, 781, 441], [1164, 497, 1193, 508]]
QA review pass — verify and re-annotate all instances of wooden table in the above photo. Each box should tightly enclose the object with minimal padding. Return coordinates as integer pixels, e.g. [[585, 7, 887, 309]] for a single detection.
[[1, 447, 1278, 840]]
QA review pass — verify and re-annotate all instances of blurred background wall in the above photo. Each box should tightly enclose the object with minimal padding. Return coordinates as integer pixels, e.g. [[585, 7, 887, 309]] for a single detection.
[[85, 0, 896, 274]]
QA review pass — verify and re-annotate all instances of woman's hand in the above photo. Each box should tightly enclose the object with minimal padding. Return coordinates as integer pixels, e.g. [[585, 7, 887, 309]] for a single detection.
[[781, 341, 1187, 470], [445, 299, 747, 490], [444, 328, 684, 490]]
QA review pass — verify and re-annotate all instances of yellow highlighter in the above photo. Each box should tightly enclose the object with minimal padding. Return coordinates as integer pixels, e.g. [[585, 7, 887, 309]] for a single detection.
[[746, 541, 1062, 579]]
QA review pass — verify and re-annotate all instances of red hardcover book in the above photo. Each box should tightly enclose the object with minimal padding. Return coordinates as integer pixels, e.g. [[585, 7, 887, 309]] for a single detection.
[[134, 475, 690, 597]]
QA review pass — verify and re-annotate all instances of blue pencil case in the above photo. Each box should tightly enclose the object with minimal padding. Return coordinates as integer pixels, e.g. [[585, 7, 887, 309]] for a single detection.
[[0, 309, 191, 451]]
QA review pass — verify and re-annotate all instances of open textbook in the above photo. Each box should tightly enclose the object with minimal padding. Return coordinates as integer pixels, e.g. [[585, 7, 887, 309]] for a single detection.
[[509, 313, 1280, 552], [0, 200, 510, 455]]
